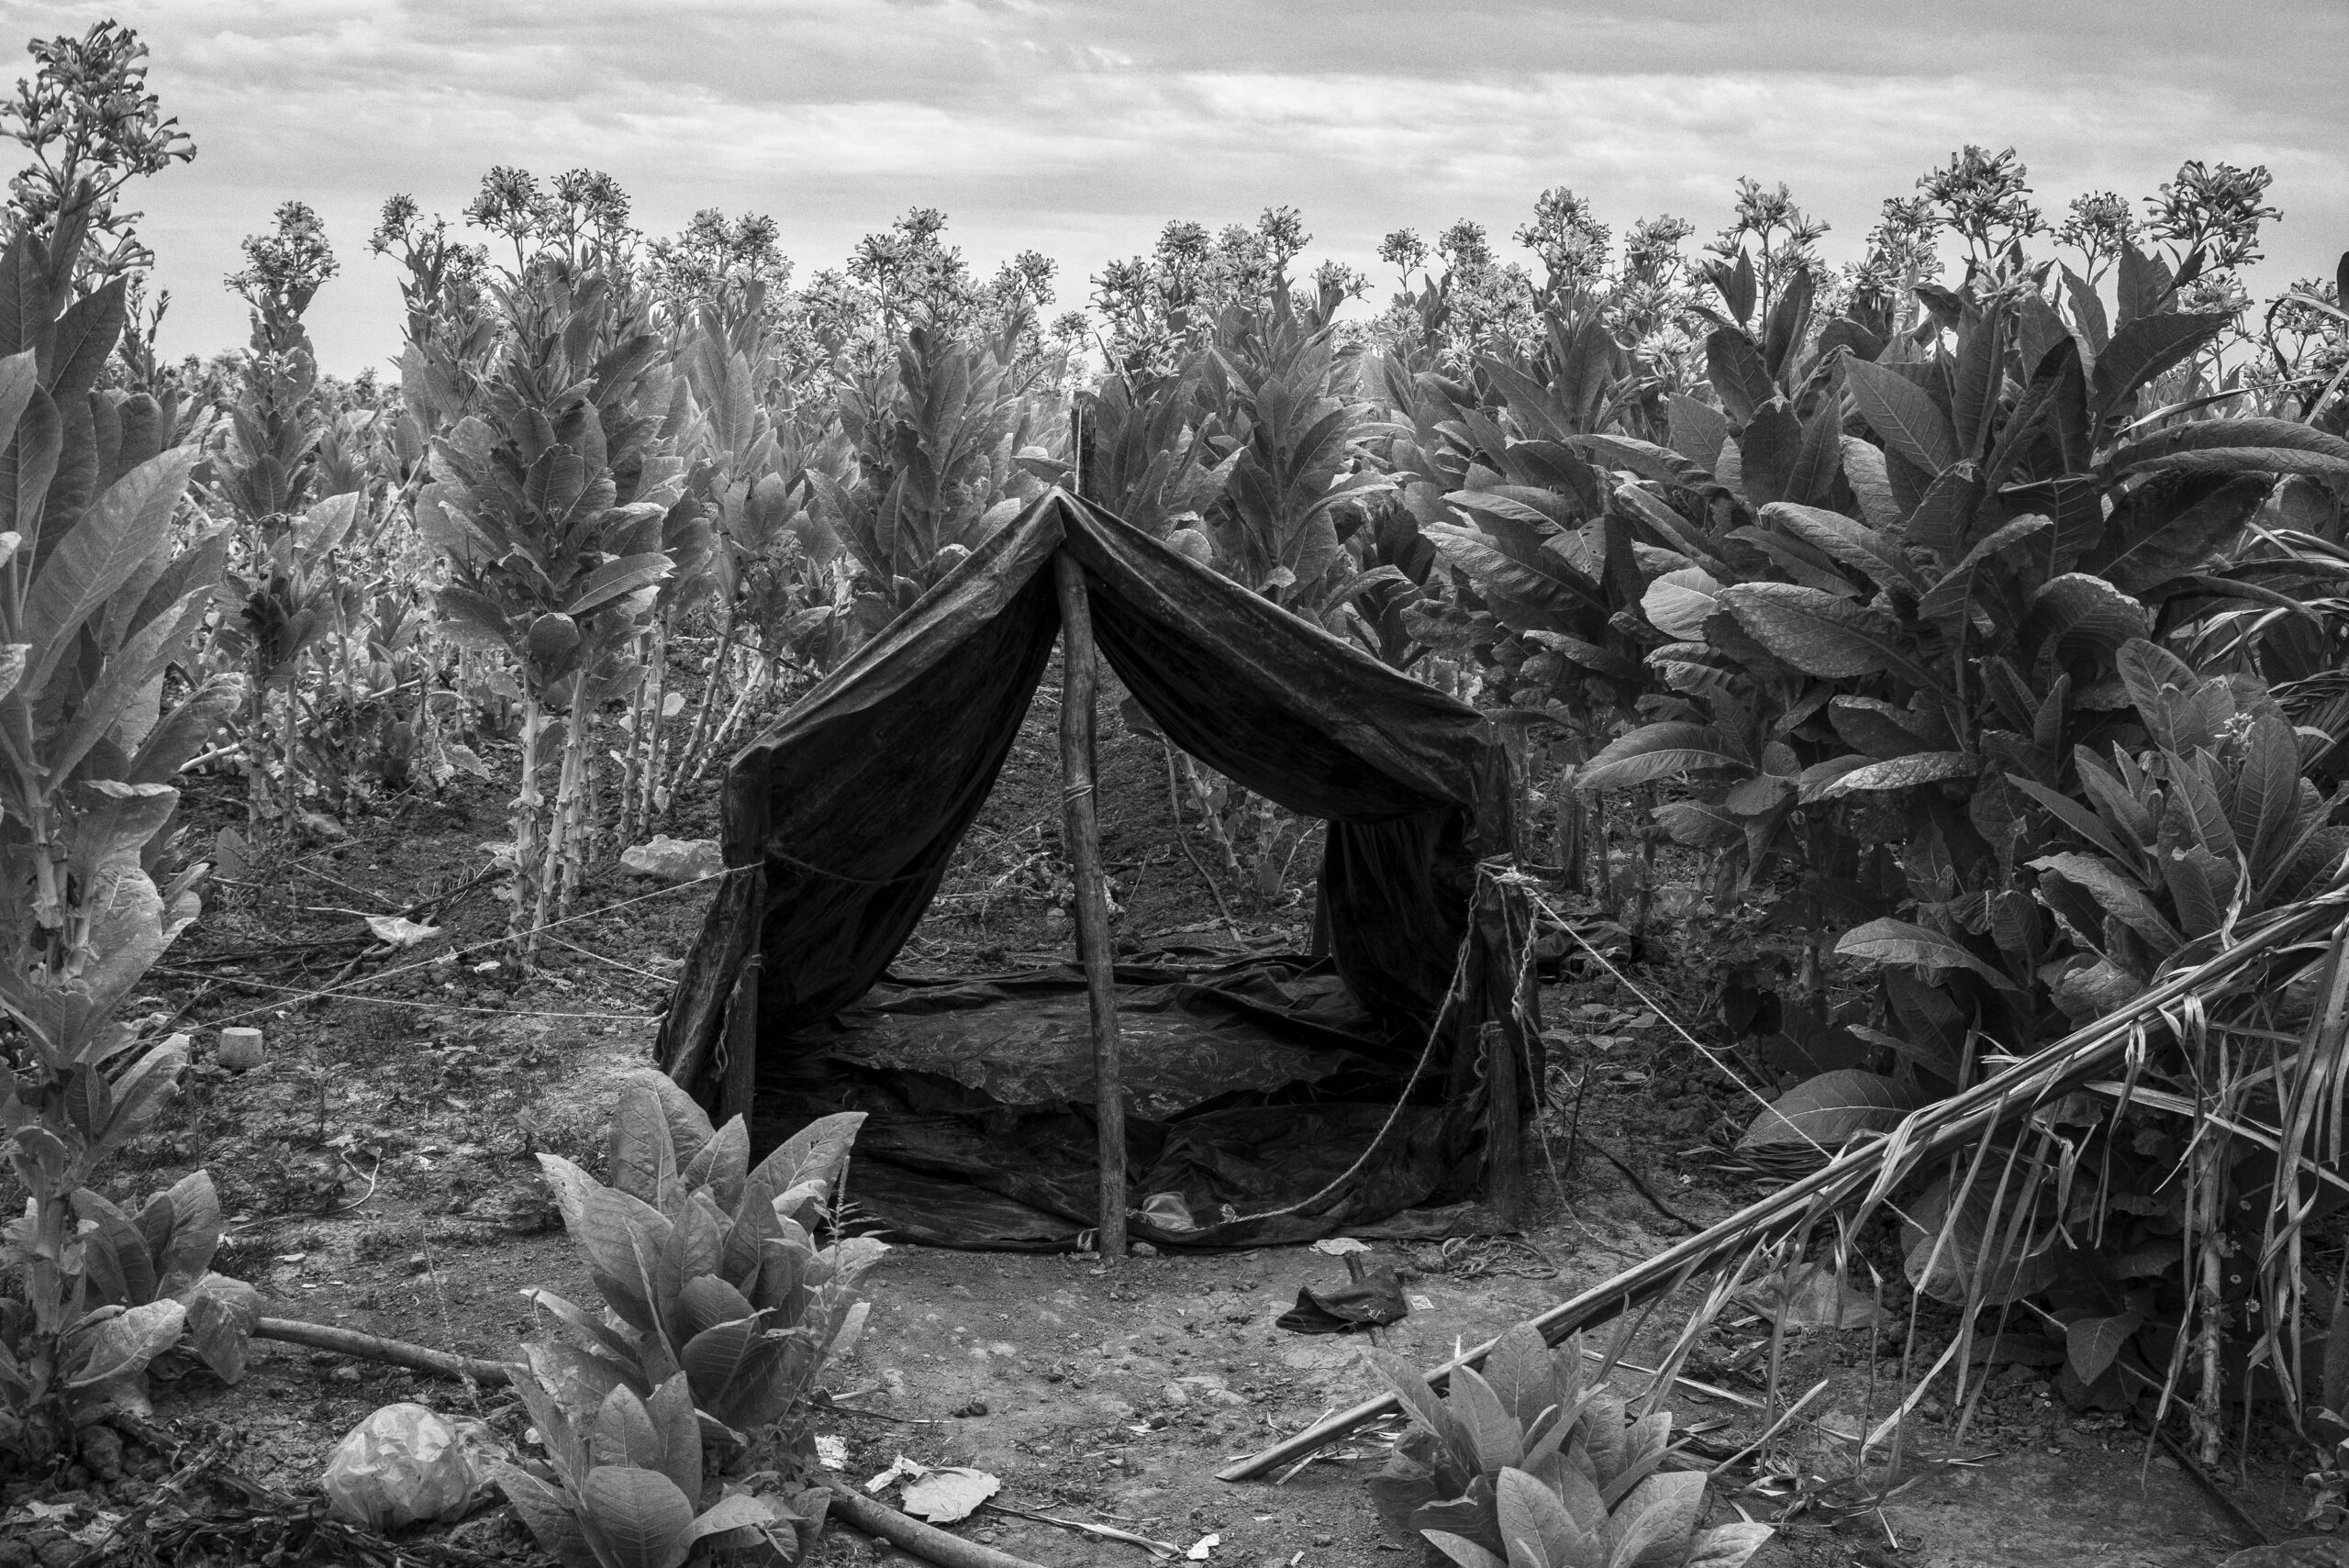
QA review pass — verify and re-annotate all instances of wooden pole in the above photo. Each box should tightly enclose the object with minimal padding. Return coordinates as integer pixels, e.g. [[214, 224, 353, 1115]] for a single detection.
[[1054, 549, 1127, 1262]]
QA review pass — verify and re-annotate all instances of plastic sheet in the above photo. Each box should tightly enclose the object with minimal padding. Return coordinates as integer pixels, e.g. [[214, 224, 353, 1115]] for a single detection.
[[320, 1403, 504, 1530]]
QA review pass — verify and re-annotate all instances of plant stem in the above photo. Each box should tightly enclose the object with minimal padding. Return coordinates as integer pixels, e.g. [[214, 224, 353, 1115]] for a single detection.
[[512, 690, 544, 951]]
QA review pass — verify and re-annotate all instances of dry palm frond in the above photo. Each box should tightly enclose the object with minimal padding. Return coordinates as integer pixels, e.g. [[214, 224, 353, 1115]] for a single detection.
[[1220, 886, 2349, 1482]]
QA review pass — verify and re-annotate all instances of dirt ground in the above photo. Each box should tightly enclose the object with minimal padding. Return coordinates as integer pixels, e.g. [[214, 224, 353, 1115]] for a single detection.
[[3, 664, 2323, 1567]]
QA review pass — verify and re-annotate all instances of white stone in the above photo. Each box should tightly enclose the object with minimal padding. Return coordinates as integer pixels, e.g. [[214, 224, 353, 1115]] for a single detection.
[[618, 835, 724, 884], [217, 1027, 265, 1071]]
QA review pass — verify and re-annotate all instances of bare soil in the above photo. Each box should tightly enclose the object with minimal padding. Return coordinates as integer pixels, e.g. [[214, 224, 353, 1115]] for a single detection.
[[6, 666, 2319, 1567]]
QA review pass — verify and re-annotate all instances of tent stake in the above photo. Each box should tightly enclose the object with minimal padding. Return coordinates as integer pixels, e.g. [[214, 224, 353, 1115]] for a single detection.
[[1054, 550, 1127, 1262]]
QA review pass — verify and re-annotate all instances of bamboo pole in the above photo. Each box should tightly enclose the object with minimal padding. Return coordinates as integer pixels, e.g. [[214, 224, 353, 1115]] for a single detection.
[[1215, 893, 2344, 1481], [1054, 549, 1126, 1263]]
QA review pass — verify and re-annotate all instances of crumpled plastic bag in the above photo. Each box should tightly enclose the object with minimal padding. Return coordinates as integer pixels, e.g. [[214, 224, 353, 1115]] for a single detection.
[[321, 1403, 506, 1529], [1275, 1265, 1409, 1334]]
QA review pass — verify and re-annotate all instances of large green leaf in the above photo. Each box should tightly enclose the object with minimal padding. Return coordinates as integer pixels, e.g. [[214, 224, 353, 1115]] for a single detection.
[[2231, 713, 2303, 886], [566, 551, 674, 617], [1578, 723, 1746, 793], [1686, 1523, 1776, 1568], [1811, 751, 1977, 798], [1845, 356, 1958, 475], [1666, 395, 1728, 473], [2154, 811, 2235, 939], [1715, 582, 1942, 694], [1739, 1069, 1917, 1154], [2119, 445, 2349, 481], [1736, 402, 1803, 506], [18, 449, 196, 695], [2065, 1312, 2143, 1388], [573, 1184, 673, 1337], [1427, 518, 1605, 635], [1841, 439, 1898, 529], [72, 1187, 158, 1306], [1639, 567, 1723, 640], [2030, 851, 2180, 954], [2020, 573, 2147, 670], [182, 1273, 262, 1383], [1950, 302, 2009, 461], [1837, 917, 2020, 991], [66, 1298, 185, 1386], [2080, 472, 2267, 596], [2007, 775, 2135, 868], [739, 1110, 865, 1229], [1497, 1465, 1601, 1568], [495, 1465, 597, 1568], [681, 1493, 787, 1557], [1903, 1172, 2065, 1307], [1422, 1532, 1508, 1568], [1827, 696, 1943, 760], [1915, 514, 2048, 633], [1763, 502, 1920, 592], [1448, 1366, 1525, 1474], [576, 1466, 696, 1568], [1705, 329, 1775, 426], [46, 583, 216, 786], [2109, 417, 2349, 475], [1479, 1322, 1570, 1433], [1567, 433, 1721, 495], [2088, 310, 2233, 415], [1983, 339, 2087, 492], [1606, 1469, 1707, 1568]]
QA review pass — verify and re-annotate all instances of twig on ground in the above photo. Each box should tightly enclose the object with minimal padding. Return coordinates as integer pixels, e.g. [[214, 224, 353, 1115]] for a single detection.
[[981, 1501, 1179, 1559], [1590, 1140, 1699, 1230]]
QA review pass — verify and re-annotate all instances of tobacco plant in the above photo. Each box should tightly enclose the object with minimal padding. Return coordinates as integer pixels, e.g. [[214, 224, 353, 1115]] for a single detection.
[[1548, 246, 2349, 1464], [1579, 261, 2349, 1086], [809, 318, 1063, 638], [1369, 1323, 1770, 1568], [418, 262, 679, 951], [0, 215, 250, 1468], [208, 200, 349, 830], [498, 1083, 874, 1565]]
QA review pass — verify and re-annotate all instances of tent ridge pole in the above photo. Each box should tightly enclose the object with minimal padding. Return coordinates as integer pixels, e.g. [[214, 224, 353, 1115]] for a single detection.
[[1054, 547, 1127, 1262]]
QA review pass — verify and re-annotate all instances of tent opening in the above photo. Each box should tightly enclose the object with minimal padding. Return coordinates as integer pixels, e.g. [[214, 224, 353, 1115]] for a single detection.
[[657, 492, 1539, 1250]]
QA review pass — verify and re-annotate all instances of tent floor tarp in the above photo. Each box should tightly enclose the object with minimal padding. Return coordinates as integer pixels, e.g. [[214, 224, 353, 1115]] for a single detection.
[[750, 953, 1498, 1250]]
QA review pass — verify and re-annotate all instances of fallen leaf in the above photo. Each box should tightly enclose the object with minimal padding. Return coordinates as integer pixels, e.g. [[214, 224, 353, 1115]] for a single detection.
[[901, 1467, 999, 1524], [1186, 1533, 1221, 1561]]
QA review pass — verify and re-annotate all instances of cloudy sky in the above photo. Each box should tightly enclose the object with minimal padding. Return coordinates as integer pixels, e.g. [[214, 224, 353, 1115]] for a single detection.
[[4, 0, 2343, 374]]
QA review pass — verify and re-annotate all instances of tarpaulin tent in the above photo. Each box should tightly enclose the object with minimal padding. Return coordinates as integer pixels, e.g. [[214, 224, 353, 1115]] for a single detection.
[[657, 489, 1538, 1251]]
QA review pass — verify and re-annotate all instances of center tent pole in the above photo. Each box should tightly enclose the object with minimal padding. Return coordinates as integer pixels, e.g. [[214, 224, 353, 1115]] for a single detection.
[[1052, 546, 1128, 1262]]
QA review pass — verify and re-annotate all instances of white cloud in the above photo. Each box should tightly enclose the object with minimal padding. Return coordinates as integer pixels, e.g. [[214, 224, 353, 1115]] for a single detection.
[[3, 0, 2334, 372]]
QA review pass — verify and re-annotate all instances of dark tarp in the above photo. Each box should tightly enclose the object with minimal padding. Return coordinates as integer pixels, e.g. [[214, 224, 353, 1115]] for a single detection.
[[658, 491, 1536, 1248]]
